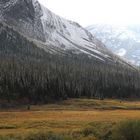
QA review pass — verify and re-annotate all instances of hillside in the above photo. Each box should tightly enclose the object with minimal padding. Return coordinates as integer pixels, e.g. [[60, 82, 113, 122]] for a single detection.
[[0, 0, 131, 65], [0, 22, 140, 105], [0, 0, 140, 104]]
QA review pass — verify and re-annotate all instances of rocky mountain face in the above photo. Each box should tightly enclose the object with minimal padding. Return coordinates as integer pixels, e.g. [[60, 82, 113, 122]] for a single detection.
[[0, 0, 129, 65], [87, 24, 140, 66]]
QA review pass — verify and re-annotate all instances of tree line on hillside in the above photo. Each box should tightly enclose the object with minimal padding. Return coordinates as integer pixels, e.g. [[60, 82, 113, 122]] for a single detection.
[[0, 23, 140, 104]]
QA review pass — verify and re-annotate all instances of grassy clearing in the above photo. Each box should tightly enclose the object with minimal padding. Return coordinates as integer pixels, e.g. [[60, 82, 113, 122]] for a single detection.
[[0, 99, 139, 139], [31, 98, 140, 111]]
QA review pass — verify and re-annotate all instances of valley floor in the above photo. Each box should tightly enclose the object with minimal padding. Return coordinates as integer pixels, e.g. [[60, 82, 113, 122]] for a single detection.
[[0, 99, 140, 139]]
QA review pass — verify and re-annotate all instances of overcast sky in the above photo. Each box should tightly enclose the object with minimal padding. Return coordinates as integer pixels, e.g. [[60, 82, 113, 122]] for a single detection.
[[38, 0, 140, 27]]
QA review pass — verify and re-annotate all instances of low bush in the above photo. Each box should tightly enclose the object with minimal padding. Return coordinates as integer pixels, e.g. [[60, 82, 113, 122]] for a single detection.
[[110, 120, 140, 140]]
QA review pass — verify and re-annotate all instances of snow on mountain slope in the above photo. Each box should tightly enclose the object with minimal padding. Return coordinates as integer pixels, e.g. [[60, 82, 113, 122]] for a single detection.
[[87, 24, 140, 66], [0, 0, 130, 65]]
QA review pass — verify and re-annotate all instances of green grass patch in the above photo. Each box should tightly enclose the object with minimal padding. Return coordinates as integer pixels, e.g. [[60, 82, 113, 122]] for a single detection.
[[110, 120, 140, 140]]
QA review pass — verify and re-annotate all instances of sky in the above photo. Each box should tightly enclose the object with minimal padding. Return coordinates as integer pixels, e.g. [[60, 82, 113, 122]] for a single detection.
[[38, 0, 140, 27]]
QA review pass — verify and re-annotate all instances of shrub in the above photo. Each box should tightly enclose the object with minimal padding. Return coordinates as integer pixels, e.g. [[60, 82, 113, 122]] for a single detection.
[[110, 120, 140, 140], [81, 127, 94, 137]]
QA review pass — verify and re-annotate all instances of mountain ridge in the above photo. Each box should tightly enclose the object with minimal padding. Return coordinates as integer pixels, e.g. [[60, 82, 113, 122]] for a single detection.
[[87, 24, 140, 66], [0, 0, 131, 66], [0, 0, 140, 102]]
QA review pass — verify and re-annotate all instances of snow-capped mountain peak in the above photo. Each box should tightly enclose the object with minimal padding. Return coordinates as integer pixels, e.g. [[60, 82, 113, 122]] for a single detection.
[[0, 0, 130, 65], [87, 24, 140, 66]]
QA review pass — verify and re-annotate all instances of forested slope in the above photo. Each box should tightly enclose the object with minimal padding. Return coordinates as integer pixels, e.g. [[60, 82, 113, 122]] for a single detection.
[[0, 23, 140, 104]]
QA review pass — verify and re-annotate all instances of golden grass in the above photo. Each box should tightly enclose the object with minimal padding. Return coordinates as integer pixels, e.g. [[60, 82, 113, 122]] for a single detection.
[[31, 98, 140, 111], [0, 99, 140, 136]]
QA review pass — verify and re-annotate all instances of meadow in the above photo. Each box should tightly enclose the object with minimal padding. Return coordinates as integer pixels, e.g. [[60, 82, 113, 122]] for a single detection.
[[0, 99, 140, 140]]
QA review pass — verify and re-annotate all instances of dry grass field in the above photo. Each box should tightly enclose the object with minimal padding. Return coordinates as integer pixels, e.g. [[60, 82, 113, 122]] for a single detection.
[[0, 99, 140, 139]]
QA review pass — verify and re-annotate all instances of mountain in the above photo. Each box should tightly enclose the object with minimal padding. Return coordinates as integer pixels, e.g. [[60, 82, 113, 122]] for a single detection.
[[0, 0, 130, 65], [87, 24, 140, 66], [0, 0, 140, 103]]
